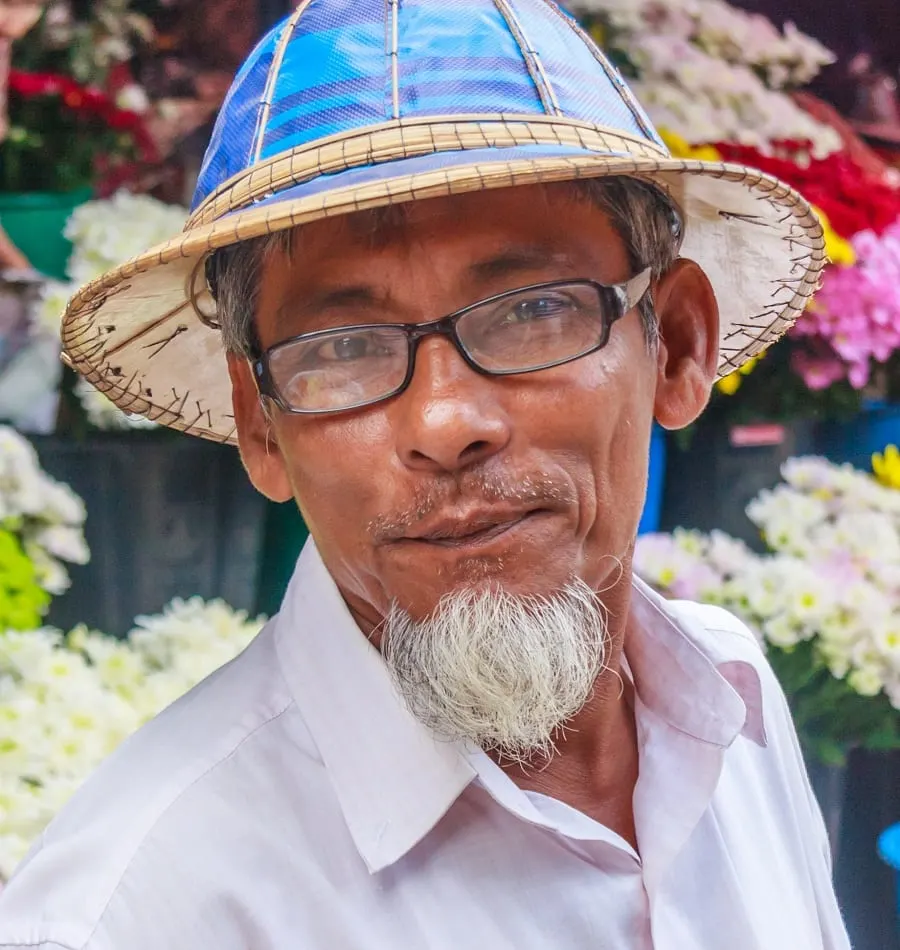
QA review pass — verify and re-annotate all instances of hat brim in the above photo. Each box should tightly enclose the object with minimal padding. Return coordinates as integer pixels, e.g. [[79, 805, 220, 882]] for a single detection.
[[62, 129, 825, 445]]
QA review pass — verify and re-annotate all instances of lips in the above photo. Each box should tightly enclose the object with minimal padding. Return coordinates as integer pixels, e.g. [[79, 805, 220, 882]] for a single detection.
[[399, 508, 546, 548]]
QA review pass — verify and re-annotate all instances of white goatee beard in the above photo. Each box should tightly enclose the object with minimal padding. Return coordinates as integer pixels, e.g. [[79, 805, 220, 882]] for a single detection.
[[381, 577, 609, 764]]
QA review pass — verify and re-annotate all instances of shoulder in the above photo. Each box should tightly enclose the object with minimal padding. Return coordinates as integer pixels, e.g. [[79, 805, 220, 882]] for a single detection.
[[0, 620, 319, 950]]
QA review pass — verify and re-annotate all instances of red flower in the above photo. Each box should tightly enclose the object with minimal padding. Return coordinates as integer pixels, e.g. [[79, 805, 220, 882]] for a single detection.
[[8, 68, 159, 168], [62, 89, 85, 109], [8, 69, 67, 98]]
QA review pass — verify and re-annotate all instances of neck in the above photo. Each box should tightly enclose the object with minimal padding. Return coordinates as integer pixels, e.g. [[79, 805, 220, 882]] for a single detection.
[[492, 571, 640, 849]]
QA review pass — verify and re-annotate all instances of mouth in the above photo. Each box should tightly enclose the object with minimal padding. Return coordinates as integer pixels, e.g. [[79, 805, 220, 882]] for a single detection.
[[397, 508, 550, 549]]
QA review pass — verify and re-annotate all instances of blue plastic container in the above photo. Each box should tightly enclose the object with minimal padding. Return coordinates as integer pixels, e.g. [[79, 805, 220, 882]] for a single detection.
[[877, 823, 900, 922], [638, 424, 667, 536], [815, 402, 900, 470]]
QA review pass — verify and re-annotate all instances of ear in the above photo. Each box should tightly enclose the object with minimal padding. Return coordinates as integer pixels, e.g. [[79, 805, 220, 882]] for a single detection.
[[651, 258, 719, 430], [227, 355, 294, 503]]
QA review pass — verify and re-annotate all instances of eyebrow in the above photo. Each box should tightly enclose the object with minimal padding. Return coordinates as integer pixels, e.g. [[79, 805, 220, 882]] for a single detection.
[[274, 286, 384, 332], [467, 246, 576, 283]]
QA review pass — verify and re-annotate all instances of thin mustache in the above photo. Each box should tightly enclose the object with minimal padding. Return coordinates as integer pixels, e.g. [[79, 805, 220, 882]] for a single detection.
[[369, 471, 576, 542]]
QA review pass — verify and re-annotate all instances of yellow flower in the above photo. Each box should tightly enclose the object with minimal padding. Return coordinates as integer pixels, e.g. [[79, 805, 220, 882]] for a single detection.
[[873, 444, 900, 490], [658, 128, 722, 163], [739, 354, 763, 376], [715, 353, 764, 396], [811, 206, 855, 267], [716, 372, 743, 396]]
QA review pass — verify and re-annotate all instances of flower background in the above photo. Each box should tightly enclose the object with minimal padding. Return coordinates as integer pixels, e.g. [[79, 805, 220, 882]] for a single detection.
[[569, 0, 900, 421], [0, 426, 264, 880], [635, 454, 900, 765]]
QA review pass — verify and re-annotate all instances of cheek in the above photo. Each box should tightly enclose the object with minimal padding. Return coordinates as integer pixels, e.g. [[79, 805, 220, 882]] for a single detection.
[[554, 328, 656, 561], [276, 412, 396, 544]]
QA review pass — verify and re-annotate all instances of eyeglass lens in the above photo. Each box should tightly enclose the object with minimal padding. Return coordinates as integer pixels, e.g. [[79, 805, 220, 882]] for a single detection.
[[266, 282, 613, 412]]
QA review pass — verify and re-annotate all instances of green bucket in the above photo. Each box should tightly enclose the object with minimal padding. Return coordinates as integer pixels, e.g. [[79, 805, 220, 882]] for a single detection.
[[0, 188, 93, 280]]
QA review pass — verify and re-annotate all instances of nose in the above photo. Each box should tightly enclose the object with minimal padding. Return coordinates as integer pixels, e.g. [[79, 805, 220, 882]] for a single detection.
[[394, 336, 512, 474]]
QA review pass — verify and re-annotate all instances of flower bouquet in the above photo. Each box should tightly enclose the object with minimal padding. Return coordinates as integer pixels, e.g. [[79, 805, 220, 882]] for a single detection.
[[0, 0, 159, 280], [3, 67, 156, 195], [5, 0, 156, 195], [635, 454, 900, 765], [568, 0, 839, 153]]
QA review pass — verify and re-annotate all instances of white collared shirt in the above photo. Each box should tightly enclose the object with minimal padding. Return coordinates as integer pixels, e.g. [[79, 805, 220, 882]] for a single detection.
[[0, 542, 849, 950]]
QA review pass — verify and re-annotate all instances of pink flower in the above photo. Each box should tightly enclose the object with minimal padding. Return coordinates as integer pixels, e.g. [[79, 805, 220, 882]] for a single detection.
[[791, 219, 900, 389], [791, 348, 848, 391]]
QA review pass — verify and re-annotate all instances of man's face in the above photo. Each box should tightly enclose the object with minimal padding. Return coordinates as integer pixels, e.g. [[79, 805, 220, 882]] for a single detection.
[[231, 183, 717, 623]]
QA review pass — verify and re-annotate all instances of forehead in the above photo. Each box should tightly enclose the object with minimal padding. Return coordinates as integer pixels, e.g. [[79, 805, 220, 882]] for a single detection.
[[285, 182, 626, 273], [253, 183, 633, 342]]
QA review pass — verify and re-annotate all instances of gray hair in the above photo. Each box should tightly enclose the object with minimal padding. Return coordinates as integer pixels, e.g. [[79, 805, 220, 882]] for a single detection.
[[206, 176, 684, 358]]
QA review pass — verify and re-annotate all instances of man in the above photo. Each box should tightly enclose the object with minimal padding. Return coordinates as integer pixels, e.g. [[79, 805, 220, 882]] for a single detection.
[[0, 1, 846, 948]]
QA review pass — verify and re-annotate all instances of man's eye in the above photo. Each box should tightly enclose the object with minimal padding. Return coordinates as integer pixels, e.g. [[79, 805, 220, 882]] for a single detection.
[[320, 335, 371, 361], [505, 296, 570, 323]]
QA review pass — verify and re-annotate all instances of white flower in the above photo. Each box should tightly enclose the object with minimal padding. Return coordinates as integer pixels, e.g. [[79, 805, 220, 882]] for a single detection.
[[885, 679, 900, 712], [763, 613, 804, 649], [115, 84, 150, 114], [0, 598, 263, 882], [0, 428, 89, 598], [40, 482, 87, 528], [64, 193, 187, 283], [848, 666, 884, 697], [705, 530, 754, 574], [637, 452, 900, 710], [567, 0, 840, 155], [33, 281, 75, 340], [29, 526, 90, 566]]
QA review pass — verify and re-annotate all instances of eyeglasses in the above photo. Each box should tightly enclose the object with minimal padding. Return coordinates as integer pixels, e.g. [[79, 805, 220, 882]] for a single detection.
[[250, 270, 651, 415]]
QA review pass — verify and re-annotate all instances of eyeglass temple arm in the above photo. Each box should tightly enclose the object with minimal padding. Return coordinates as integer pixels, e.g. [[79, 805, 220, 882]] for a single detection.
[[624, 267, 653, 312]]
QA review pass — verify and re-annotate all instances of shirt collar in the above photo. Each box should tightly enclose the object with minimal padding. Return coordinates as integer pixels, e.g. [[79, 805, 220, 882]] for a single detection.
[[275, 541, 766, 874], [627, 576, 767, 749], [274, 542, 476, 874]]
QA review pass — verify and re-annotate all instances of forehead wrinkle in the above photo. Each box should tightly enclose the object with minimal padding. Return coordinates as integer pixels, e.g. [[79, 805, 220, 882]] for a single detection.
[[268, 186, 627, 337]]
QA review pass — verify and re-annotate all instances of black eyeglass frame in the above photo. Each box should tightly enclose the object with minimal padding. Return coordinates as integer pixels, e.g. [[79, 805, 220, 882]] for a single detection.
[[249, 268, 652, 415]]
